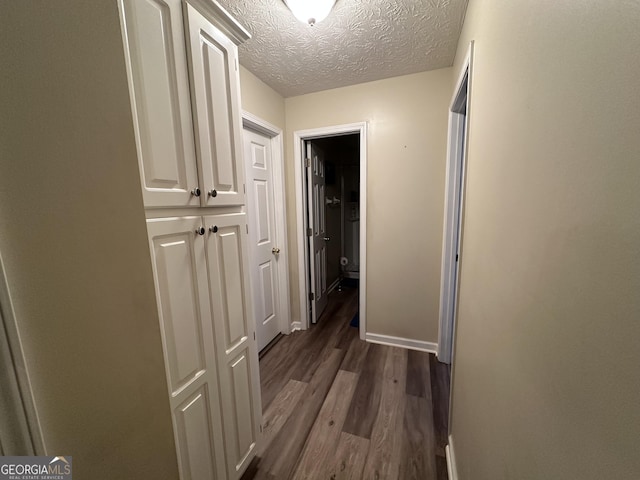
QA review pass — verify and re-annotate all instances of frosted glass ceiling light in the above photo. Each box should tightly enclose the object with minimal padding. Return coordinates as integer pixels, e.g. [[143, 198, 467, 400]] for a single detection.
[[284, 0, 337, 26]]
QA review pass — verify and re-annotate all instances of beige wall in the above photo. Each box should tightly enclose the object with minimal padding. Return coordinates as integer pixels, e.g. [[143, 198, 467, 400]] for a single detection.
[[284, 69, 452, 342], [449, 0, 640, 478], [240, 65, 286, 130], [0, 2, 178, 478]]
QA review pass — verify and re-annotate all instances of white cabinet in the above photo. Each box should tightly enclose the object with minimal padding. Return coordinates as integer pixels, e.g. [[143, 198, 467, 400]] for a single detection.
[[186, 4, 246, 207], [147, 214, 261, 480], [121, 0, 247, 209], [121, 2, 258, 479]]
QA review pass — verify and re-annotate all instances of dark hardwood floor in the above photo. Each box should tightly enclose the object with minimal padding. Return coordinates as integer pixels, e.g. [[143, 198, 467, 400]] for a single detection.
[[242, 286, 450, 480]]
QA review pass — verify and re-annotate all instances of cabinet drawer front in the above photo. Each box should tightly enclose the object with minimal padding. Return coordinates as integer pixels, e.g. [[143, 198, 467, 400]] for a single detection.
[[121, 0, 200, 208], [186, 3, 246, 207]]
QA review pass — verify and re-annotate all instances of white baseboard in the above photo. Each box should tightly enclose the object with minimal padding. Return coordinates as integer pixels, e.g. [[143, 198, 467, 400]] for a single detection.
[[290, 321, 302, 332], [446, 435, 458, 480], [364, 333, 438, 354]]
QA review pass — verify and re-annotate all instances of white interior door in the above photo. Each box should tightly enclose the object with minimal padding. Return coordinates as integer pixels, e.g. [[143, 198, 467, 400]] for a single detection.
[[146, 216, 227, 480], [120, 0, 201, 208], [204, 213, 261, 479], [243, 128, 281, 351], [307, 142, 328, 323], [185, 3, 245, 207]]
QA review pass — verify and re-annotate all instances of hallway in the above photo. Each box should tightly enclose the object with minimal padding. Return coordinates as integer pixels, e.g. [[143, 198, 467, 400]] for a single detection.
[[242, 287, 450, 479]]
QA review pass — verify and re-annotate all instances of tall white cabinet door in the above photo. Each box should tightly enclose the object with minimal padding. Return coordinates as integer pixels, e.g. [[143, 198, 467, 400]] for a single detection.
[[204, 213, 261, 479], [146, 217, 226, 480], [120, 0, 201, 208], [185, 3, 246, 207]]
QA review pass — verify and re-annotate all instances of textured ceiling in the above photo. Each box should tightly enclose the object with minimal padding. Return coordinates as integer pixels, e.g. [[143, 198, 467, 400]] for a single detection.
[[216, 0, 468, 97]]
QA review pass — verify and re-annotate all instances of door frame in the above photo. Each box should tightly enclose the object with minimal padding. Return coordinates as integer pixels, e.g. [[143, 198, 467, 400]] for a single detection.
[[293, 122, 367, 340], [242, 111, 292, 338], [0, 251, 45, 455], [438, 42, 474, 365]]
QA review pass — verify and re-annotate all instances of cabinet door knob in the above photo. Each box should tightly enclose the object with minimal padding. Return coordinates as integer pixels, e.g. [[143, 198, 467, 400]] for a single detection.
[[209, 225, 218, 233], [191, 187, 201, 197], [208, 189, 218, 198], [196, 227, 205, 235]]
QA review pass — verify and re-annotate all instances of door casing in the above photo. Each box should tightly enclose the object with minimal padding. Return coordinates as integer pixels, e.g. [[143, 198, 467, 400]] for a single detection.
[[438, 42, 474, 366], [242, 112, 292, 342], [293, 122, 367, 339], [438, 43, 474, 472]]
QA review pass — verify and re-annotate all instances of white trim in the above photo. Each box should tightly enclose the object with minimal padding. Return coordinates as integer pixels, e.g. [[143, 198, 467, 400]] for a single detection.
[[446, 435, 458, 480], [365, 333, 438, 354], [184, 0, 251, 45], [437, 41, 474, 365], [290, 321, 302, 332], [242, 111, 280, 138], [293, 122, 367, 340], [242, 111, 293, 337], [0, 252, 45, 455]]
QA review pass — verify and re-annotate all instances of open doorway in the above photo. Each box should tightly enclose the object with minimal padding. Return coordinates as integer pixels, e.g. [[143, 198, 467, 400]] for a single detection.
[[294, 123, 367, 340], [307, 134, 360, 319]]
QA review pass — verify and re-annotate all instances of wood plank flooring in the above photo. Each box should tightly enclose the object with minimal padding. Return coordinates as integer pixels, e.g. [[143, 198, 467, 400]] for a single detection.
[[242, 287, 450, 480]]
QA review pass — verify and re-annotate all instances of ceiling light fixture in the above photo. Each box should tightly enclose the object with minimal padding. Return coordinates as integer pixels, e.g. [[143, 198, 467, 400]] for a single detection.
[[284, 0, 336, 26]]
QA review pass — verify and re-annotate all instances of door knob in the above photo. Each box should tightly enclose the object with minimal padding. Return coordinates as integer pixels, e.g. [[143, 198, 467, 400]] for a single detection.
[[208, 189, 218, 197], [209, 225, 218, 233], [191, 187, 201, 197], [195, 227, 205, 235], [272, 247, 281, 254], [324, 237, 330, 241]]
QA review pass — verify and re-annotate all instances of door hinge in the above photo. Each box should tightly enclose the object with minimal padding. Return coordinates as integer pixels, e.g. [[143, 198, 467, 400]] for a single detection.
[[253, 332, 256, 340], [235, 58, 238, 71], [455, 254, 459, 262], [309, 292, 315, 302], [305, 158, 311, 168], [260, 424, 263, 433], [307, 227, 312, 237], [246, 224, 249, 234], [243, 183, 246, 194]]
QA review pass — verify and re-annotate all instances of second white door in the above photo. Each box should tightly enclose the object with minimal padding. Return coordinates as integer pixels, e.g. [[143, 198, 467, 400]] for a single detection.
[[307, 141, 328, 323], [243, 128, 282, 351]]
